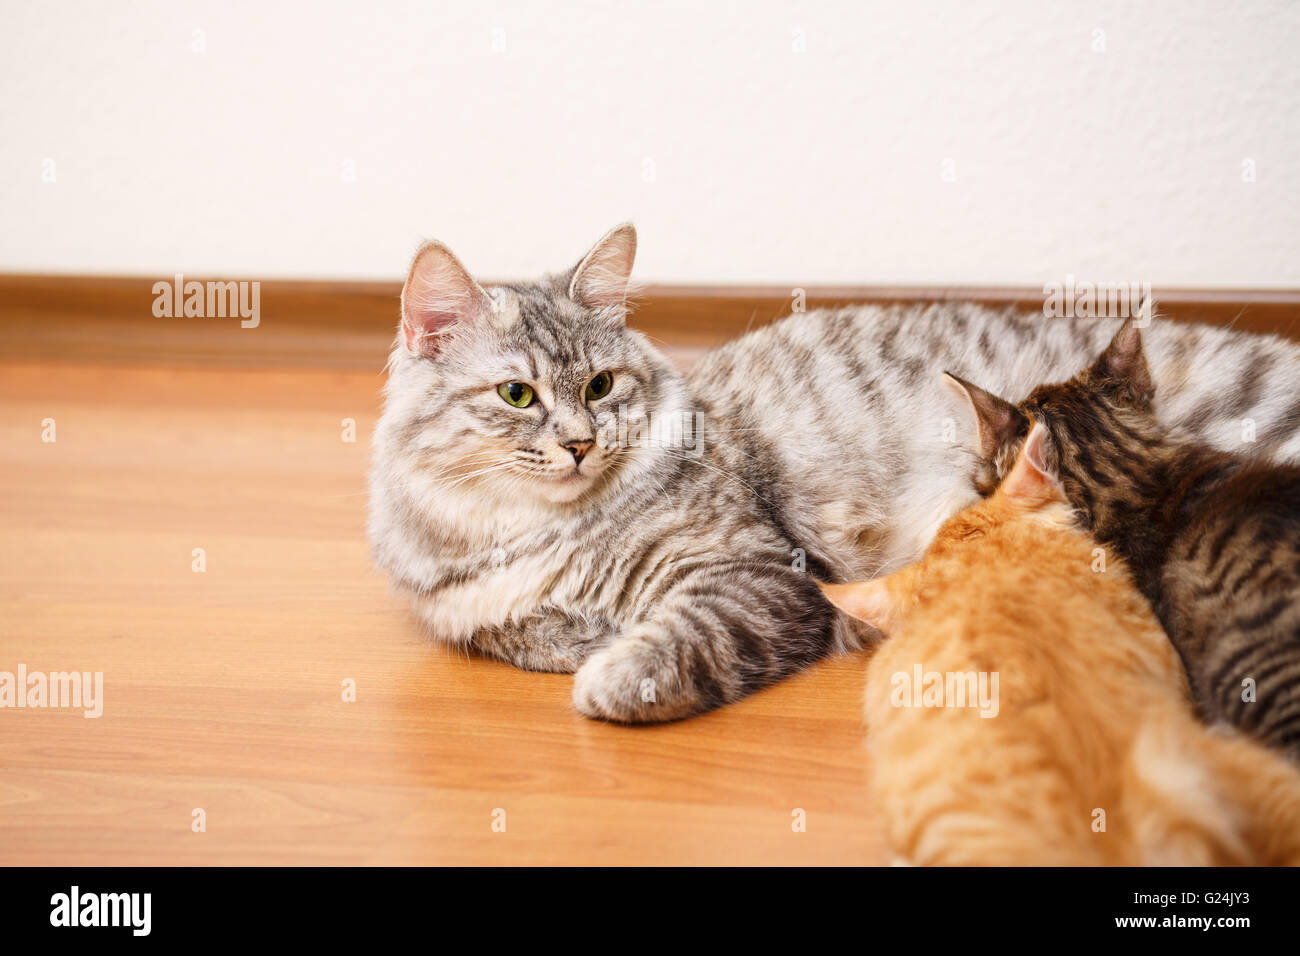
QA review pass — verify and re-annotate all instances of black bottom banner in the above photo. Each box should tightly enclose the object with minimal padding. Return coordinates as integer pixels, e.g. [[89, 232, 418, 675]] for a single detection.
[[0, 865, 1287, 942]]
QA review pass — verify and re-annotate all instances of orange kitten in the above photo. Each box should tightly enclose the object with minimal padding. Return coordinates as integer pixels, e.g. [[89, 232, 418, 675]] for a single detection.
[[822, 423, 1300, 866]]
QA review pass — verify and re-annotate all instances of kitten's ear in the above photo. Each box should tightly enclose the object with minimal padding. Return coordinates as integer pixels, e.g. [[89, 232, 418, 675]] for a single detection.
[[569, 223, 637, 309], [401, 240, 494, 358], [999, 422, 1062, 504], [818, 578, 893, 630], [1091, 318, 1154, 406], [943, 372, 1028, 459]]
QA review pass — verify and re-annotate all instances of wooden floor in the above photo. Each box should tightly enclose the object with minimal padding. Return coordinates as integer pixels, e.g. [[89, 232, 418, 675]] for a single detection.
[[0, 354, 888, 865]]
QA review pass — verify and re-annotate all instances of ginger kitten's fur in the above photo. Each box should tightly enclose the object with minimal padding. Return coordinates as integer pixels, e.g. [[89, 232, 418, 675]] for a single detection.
[[822, 424, 1300, 866]]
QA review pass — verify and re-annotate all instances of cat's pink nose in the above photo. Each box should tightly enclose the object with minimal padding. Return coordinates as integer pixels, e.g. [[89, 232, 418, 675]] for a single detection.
[[562, 439, 594, 464]]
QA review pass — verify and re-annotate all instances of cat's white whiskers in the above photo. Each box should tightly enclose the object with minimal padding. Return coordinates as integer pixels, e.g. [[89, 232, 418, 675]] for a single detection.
[[441, 461, 518, 490]]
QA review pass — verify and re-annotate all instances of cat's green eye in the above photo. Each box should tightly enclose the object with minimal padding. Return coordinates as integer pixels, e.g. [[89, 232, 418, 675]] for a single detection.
[[585, 371, 613, 402], [498, 382, 535, 408]]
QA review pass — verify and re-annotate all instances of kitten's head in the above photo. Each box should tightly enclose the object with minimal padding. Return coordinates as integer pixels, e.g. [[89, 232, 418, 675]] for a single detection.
[[943, 317, 1161, 507], [381, 224, 684, 506], [820, 423, 1072, 634]]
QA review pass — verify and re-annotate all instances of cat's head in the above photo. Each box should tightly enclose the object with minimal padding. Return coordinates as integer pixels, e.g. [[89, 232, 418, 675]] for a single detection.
[[820, 422, 1073, 634], [943, 317, 1161, 507], [380, 224, 685, 506]]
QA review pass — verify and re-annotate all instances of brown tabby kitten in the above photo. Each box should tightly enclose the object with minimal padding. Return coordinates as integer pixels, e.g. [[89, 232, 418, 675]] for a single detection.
[[948, 319, 1300, 763], [822, 425, 1300, 865]]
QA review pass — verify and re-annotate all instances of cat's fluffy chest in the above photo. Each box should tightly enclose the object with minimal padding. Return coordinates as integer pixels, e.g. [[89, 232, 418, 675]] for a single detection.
[[400, 485, 608, 641], [409, 540, 587, 641]]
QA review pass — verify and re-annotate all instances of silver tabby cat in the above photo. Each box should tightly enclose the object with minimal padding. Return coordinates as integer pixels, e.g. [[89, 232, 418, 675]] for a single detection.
[[369, 224, 1300, 722]]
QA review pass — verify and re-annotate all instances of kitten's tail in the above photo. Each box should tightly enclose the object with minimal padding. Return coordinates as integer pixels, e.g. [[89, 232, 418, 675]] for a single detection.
[[1125, 711, 1300, 866]]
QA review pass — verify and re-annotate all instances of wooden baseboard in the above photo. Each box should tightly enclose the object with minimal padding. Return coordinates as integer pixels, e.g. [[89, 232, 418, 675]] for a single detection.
[[3, 274, 1298, 369]]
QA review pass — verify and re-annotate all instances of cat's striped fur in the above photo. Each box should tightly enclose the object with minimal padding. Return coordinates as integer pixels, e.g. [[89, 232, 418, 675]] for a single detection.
[[369, 224, 1300, 722], [951, 319, 1300, 762]]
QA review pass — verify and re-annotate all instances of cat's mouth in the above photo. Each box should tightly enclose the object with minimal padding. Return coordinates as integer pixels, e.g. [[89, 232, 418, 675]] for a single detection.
[[543, 454, 607, 481], [557, 460, 604, 482], [534, 461, 604, 501]]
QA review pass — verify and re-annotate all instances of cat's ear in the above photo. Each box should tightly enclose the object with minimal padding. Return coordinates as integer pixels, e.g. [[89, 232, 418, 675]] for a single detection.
[[818, 578, 893, 630], [401, 240, 495, 358], [1091, 318, 1154, 407], [943, 372, 1027, 459], [569, 223, 637, 310], [999, 421, 1062, 504]]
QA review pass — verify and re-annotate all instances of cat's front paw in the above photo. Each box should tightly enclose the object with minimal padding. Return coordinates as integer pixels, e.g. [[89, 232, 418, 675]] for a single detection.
[[509, 638, 594, 674], [571, 634, 700, 723], [472, 613, 612, 674]]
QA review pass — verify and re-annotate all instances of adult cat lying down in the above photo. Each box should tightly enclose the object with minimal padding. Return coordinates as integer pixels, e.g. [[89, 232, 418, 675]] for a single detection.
[[368, 223, 1300, 722]]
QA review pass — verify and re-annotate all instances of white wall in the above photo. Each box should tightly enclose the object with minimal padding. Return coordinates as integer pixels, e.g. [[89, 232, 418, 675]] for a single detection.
[[2, 0, 1297, 287]]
